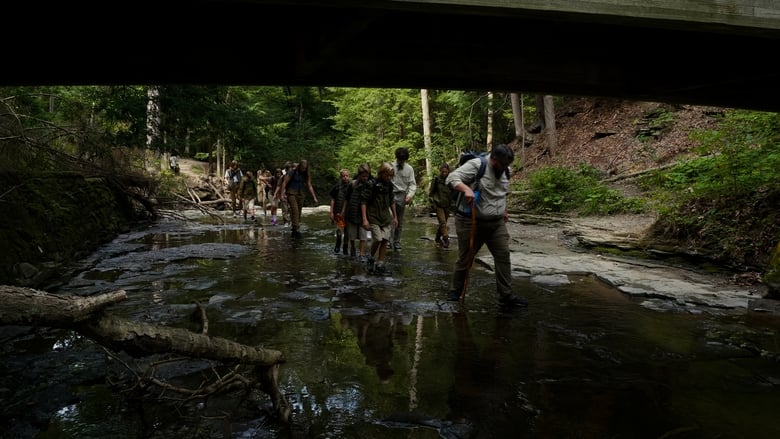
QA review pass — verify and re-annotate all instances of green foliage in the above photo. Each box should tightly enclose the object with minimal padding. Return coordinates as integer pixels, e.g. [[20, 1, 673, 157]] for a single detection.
[[329, 88, 423, 173], [641, 109, 780, 201], [524, 165, 645, 215], [637, 108, 780, 269], [330, 88, 522, 184]]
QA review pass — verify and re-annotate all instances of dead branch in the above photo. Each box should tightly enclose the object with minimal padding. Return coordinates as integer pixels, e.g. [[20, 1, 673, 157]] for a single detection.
[[207, 180, 226, 199], [0, 286, 291, 422], [79, 313, 284, 367], [193, 301, 209, 334], [166, 193, 226, 223], [603, 160, 680, 182], [186, 185, 202, 204]]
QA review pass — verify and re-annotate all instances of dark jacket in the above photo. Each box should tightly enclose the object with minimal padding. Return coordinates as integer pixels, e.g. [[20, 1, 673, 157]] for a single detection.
[[329, 180, 350, 214], [361, 177, 394, 227], [428, 174, 453, 209]]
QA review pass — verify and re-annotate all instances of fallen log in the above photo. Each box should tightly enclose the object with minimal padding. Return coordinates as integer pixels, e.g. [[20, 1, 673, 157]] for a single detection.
[[81, 314, 284, 366], [0, 285, 291, 422], [0, 285, 126, 325]]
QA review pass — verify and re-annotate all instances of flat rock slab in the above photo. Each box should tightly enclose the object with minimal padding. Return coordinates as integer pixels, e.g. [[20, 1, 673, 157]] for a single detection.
[[492, 214, 768, 312]]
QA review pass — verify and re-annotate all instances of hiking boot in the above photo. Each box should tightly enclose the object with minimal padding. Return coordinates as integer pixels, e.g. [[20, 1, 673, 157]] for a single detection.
[[393, 242, 401, 251], [442, 236, 450, 249], [292, 230, 303, 239], [447, 290, 462, 302], [498, 294, 529, 308], [342, 244, 349, 255], [366, 257, 375, 274], [374, 264, 392, 276]]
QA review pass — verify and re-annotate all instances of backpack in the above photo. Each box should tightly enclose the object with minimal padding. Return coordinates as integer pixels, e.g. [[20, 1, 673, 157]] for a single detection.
[[227, 168, 241, 191], [450, 150, 510, 214], [449, 151, 489, 204]]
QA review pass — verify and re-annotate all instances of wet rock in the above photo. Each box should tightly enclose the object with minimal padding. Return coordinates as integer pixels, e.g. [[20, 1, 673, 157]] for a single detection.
[[501, 214, 768, 312]]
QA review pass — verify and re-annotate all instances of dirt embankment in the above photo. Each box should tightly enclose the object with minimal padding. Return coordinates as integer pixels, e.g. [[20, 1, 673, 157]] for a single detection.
[[511, 96, 724, 179]]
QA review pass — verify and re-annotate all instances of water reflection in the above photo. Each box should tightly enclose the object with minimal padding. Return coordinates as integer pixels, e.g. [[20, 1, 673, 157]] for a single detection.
[[2, 210, 780, 439], [336, 307, 403, 383]]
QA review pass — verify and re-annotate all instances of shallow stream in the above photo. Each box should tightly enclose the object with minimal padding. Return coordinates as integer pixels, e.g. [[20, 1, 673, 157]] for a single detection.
[[2, 209, 780, 439]]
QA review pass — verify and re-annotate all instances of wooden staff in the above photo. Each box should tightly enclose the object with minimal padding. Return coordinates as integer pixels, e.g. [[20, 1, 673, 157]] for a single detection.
[[459, 199, 477, 301]]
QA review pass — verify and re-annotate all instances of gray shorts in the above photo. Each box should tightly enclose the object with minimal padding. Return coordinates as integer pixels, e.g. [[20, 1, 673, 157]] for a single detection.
[[346, 222, 369, 240]]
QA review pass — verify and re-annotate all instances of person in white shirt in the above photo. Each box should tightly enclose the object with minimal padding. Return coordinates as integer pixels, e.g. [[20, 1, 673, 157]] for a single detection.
[[390, 147, 416, 251], [224, 160, 243, 217]]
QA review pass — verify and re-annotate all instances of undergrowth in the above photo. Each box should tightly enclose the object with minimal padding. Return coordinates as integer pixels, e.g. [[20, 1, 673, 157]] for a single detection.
[[520, 164, 646, 215], [519, 108, 780, 271]]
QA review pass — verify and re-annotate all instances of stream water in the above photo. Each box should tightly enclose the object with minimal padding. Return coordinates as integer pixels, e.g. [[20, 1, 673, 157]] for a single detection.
[[2, 209, 780, 439]]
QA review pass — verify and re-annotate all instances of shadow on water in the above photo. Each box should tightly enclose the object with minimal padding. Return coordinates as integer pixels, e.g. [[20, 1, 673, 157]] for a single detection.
[[3, 210, 780, 438]]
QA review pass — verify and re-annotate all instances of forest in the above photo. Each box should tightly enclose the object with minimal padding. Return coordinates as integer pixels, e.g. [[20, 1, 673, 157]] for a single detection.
[[1, 86, 779, 293]]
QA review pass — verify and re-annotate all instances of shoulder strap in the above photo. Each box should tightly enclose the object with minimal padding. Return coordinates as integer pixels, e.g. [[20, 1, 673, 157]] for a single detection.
[[473, 155, 488, 189], [476, 155, 487, 180]]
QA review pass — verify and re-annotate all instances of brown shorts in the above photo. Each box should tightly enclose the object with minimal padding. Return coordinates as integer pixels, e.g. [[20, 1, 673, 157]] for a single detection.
[[369, 223, 392, 242]]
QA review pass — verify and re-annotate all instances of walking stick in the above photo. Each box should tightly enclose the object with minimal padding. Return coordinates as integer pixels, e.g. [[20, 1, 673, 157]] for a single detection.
[[459, 199, 477, 301]]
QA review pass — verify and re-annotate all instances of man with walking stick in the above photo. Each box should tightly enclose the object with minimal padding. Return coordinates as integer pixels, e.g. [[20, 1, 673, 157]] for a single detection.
[[445, 144, 528, 307]]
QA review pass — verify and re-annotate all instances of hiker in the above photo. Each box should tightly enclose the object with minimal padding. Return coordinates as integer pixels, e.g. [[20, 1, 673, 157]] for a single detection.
[[445, 144, 528, 307], [390, 147, 416, 251], [428, 162, 453, 248], [169, 150, 180, 175], [238, 170, 258, 222], [277, 161, 294, 226], [280, 159, 318, 239], [267, 168, 283, 225], [257, 169, 271, 216], [329, 168, 351, 254], [341, 163, 372, 261], [362, 162, 397, 275], [224, 160, 243, 217]]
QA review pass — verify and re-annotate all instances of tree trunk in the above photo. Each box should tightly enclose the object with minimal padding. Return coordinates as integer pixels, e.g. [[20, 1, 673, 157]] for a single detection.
[[511, 92, 527, 169], [0, 285, 290, 422], [420, 89, 432, 177], [530, 93, 545, 134], [0, 285, 126, 326], [486, 91, 494, 149], [146, 86, 160, 149], [543, 94, 557, 157], [510, 92, 524, 138]]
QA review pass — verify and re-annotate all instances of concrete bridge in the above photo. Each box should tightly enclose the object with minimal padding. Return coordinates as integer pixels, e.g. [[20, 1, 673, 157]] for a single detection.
[[8, 0, 780, 111]]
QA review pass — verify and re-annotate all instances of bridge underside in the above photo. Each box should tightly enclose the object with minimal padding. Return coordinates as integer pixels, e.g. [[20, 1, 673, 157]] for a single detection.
[[8, 1, 780, 111]]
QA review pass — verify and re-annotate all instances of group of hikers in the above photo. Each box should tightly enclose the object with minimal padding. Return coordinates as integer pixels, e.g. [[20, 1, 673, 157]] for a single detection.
[[223, 144, 528, 308], [224, 159, 317, 236], [323, 147, 422, 276]]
